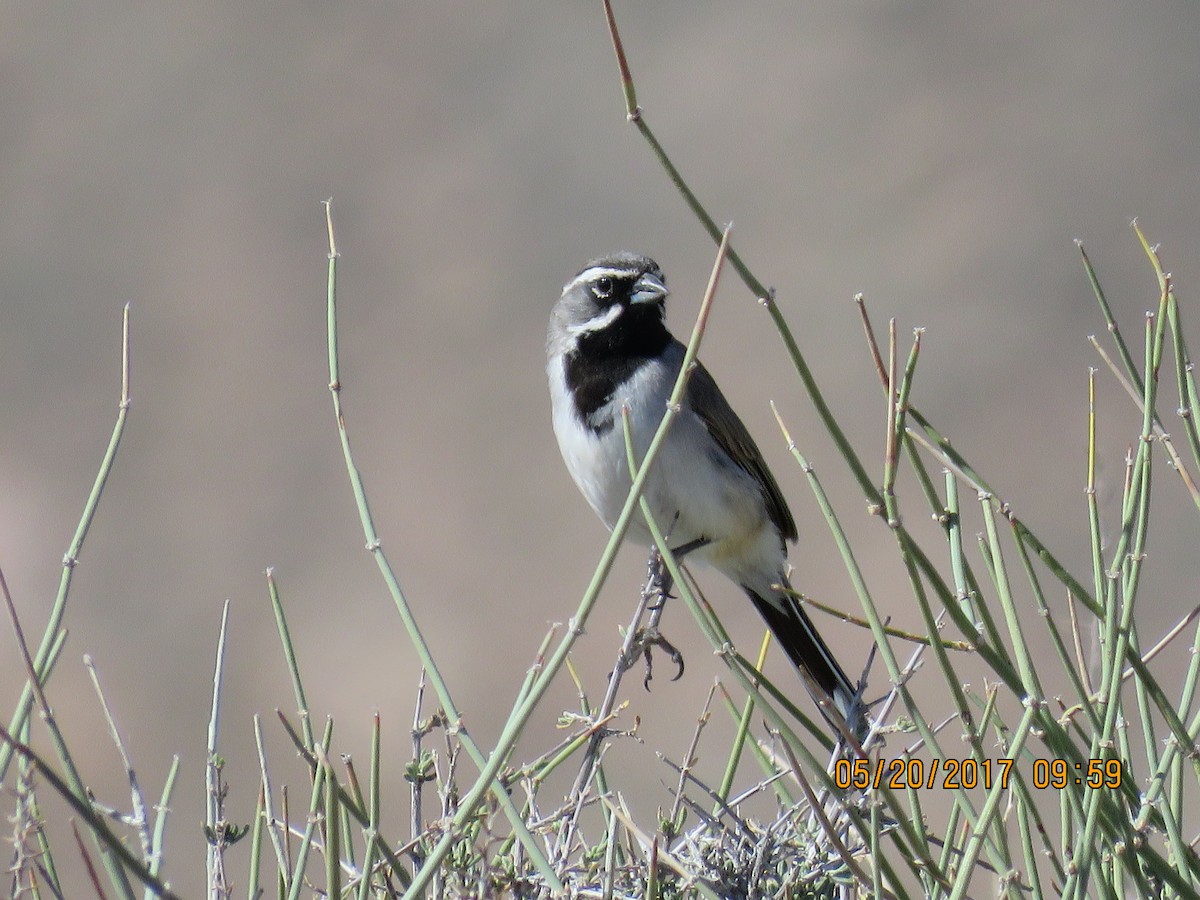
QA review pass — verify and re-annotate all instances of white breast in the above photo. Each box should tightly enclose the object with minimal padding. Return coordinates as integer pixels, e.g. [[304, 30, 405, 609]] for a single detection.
[[548, 345, 783, 588], [548, 350, 666, 539]]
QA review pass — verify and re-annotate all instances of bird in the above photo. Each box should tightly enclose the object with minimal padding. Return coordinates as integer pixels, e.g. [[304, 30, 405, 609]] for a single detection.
[[547, 252, 864, 741]]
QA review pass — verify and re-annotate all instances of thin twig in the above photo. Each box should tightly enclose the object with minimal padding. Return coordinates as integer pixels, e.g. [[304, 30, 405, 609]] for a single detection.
[[1090, 335, 1200, 508], [1120, 603, 1200, 684], [556, 556, 663, 861], [904, 426, 989, 498], [84, 656, 152, 861], [787, 589, 973, 652], [665, 682, 718, 837], [855, 293, 889, 388], [657, 754, 753, 840], [73, 819, 111, 900], [410, 668, 427, 867], [253, 714, 289, 887], [206, 599, 232, 897]]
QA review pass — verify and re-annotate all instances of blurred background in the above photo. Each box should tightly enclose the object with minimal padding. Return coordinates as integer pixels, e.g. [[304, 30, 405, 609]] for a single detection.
[[2, 2, 1199, 894]]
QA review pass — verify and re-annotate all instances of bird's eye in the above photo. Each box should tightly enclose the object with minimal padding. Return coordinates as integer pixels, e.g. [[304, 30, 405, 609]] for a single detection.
[[592, 276, 615, 299]]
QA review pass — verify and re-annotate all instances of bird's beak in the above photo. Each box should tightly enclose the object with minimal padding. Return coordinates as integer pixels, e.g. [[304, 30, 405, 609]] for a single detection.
[[629, 271, 669, 305]]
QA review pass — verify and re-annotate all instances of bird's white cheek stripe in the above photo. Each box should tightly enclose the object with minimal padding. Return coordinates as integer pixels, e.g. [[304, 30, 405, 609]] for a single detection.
[[566, 302, 624, 336]]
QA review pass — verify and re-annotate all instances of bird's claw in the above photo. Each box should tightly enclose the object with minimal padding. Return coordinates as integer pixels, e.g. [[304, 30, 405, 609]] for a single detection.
[[633, 627, 685, 690]]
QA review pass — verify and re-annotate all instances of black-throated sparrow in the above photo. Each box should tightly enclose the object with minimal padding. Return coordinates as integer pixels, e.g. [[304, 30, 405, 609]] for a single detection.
[[547, 252, 864, 740]]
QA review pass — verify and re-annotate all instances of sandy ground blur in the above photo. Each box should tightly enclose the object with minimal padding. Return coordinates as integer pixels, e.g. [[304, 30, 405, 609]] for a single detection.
[[2, 3, 1198, 895]]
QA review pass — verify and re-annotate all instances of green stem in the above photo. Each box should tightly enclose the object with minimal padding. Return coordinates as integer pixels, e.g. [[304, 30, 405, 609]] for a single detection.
[[0, 306, 132, 781]]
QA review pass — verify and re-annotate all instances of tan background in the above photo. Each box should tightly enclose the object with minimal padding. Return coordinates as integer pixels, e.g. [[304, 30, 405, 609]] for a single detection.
[[2, 2, 1199, 895]]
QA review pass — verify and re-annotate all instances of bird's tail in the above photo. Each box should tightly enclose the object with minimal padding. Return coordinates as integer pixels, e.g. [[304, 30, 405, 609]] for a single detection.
[[744, 579, 866, 742]]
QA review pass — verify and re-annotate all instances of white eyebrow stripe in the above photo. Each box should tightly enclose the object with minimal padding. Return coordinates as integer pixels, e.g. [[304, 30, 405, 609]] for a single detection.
[[563, 266, 636, 292], [565, 302, 624, 336]]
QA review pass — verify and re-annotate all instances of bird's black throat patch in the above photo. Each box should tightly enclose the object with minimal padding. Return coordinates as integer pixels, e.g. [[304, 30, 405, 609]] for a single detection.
[[564, 304, 670, 435]]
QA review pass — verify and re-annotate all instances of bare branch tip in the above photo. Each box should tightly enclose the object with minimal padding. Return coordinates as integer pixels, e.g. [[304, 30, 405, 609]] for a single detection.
[[323, 198, 340, 258]]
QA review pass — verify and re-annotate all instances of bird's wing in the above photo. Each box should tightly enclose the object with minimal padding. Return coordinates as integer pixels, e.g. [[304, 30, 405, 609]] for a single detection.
[[687, 360, 798, 543]]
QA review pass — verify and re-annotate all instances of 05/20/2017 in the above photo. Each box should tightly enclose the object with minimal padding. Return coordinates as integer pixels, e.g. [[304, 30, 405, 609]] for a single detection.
[[833, 757, 1124, 791], [833, 757, 1013, 791]]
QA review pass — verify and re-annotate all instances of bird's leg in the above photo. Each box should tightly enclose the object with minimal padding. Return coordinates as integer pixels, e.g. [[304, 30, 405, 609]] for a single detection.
[[634, 530, 709, 689], [634, 546, 683, 689]]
